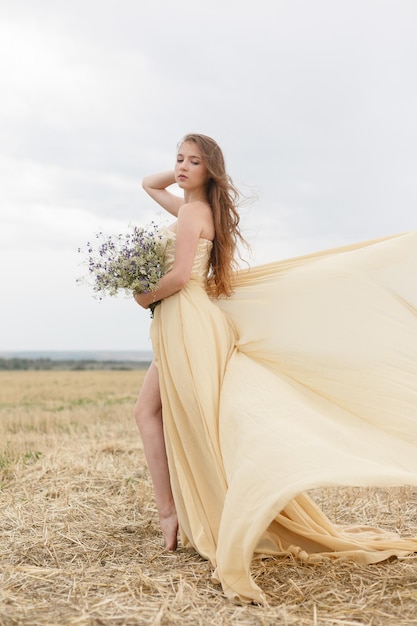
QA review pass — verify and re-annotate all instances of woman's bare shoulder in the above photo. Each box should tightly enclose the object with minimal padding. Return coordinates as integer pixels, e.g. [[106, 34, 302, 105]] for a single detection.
[[177, 202, 214, 239]]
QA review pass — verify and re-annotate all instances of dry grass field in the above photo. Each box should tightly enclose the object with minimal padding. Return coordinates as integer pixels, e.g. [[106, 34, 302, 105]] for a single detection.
[[1, 370, 417, 626]]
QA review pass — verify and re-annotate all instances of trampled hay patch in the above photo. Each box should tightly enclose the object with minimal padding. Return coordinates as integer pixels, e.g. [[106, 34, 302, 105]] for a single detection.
[[1, 371, 417, 625]]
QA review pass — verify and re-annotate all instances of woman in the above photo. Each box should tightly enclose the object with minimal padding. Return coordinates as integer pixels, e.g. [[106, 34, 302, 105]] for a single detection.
[[134, 133, 417, 604], [134, 133, 243, 553]]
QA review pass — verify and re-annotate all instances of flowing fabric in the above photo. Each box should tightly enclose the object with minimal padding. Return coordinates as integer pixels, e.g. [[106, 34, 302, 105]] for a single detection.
[[150, 228, 417, 603]]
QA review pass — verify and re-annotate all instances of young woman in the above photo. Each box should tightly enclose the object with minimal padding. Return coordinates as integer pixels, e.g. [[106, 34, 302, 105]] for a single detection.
[[133, 133, 244, 553], [134, 133, 417, 604]]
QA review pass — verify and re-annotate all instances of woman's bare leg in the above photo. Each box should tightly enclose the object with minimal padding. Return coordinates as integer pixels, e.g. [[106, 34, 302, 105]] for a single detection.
[[134, 362, 178, 550]]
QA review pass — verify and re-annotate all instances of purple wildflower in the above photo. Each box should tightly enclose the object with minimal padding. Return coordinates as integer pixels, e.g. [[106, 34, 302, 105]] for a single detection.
[[77, 222, 169, 299]]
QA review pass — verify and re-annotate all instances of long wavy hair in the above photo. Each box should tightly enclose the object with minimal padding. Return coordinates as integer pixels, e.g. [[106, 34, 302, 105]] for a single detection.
[[179, 133, 248, 298]]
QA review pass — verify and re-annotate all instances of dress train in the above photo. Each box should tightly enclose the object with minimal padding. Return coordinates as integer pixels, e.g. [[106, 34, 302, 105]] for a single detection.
[[150, 228, 417, 603]]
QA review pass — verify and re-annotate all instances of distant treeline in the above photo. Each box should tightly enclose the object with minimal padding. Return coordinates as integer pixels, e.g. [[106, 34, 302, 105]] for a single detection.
[[0, 358, 150, 371]]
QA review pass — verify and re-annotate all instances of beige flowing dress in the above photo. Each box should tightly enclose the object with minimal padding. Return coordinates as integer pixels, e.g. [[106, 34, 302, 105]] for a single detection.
[[150, 227, 417, 603]]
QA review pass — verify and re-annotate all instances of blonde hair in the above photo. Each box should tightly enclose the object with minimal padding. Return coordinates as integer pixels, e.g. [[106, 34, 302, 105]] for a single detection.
[[179, 133, 248, 297]]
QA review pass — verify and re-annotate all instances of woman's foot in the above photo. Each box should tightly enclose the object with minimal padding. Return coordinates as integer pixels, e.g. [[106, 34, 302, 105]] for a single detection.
[[159, 507, 178, 551]]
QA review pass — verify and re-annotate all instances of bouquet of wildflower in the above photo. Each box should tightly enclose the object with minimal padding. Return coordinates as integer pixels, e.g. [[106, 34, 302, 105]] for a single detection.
[[78, 223, 168, 313]]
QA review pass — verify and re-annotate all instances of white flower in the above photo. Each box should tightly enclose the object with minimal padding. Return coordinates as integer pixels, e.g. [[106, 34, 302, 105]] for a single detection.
[[78, 223, 168, 300]]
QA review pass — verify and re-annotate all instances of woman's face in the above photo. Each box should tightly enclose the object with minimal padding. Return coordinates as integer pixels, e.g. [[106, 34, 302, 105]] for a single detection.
[[175, 141, 208, 193]]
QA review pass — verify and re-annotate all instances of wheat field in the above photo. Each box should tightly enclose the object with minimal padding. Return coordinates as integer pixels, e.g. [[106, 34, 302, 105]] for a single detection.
[[1, 370, 417, 626]]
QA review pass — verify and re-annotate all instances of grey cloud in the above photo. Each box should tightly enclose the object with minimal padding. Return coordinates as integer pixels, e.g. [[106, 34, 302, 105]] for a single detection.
[[1, 0, 416, 349]]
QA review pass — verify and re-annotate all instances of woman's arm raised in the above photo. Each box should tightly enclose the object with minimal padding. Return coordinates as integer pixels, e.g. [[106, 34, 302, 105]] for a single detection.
[[142, 171, 184, 217]]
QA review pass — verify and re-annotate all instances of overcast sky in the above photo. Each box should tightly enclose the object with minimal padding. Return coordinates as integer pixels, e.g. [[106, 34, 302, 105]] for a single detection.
[[1, 0, 416, 353]]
